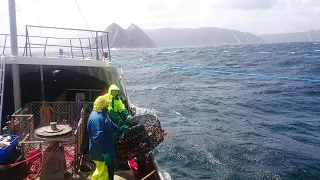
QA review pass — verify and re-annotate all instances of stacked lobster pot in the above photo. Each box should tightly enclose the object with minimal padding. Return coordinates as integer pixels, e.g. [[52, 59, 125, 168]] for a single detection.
[[114, 114, 164, 161]]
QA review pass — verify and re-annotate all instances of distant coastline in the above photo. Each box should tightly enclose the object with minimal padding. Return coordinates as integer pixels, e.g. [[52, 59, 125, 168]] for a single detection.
[[102, 23, 320, 48]]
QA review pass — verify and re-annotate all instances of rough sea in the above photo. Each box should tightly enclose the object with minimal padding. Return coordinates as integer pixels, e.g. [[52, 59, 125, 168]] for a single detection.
[[111, 42, 320, 180]]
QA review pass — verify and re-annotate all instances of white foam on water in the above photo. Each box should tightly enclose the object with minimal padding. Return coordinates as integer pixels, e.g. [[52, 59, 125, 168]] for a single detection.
[[131, 104, 157, 116], [174, 110, 181, 115], [160, 170, 173, 180]]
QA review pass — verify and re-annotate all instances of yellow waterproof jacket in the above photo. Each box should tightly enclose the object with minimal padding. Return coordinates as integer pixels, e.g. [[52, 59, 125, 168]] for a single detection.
[[103, 84, 126, 113]]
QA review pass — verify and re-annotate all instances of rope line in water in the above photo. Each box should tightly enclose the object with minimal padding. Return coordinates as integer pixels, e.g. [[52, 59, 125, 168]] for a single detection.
[[112, 59, 320, 83]]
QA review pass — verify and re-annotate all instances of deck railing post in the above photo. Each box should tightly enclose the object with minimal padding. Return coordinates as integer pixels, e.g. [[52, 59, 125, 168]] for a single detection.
[[95, 32, 99, 60], [107, 33, 111, 62], [100, 36, 104, 54], [70, 39, 73, 58], [79, 38, 84, 59], [43, 37, 48, 56], [24, 26, 28, 56], [26, 27, 32, 57], [2, 35, 7, 55], [88, 38, 93, 58]]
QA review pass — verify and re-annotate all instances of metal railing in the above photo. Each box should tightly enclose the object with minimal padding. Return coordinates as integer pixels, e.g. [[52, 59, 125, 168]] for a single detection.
[[0, 25, 112, 61]]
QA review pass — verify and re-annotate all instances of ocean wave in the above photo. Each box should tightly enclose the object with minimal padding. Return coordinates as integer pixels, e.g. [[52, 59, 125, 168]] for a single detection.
[[111, 42, 320, 180]]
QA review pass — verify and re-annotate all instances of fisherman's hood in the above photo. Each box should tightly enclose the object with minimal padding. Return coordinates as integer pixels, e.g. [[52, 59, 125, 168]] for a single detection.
[[93, 96, 111, 112], [108, 84, 120, 94], [106, 84, 120, 99]]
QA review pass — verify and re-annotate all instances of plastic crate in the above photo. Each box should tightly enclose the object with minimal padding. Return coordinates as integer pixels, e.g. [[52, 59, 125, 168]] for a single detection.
[[0, 134, 19, 164]]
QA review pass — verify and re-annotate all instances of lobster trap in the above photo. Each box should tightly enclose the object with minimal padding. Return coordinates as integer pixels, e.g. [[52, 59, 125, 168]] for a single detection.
[[115, 114, 164, 161], [4, 101, 88, 176], [3, 101, 165, 178]]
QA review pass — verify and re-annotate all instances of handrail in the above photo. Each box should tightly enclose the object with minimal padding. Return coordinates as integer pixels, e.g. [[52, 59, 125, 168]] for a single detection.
[[0, 25, 111, 61], [26, 25, 107, 33], [2, 35, 7, 55], [27, 43, 99, 49], [0, 33, 97, 40]]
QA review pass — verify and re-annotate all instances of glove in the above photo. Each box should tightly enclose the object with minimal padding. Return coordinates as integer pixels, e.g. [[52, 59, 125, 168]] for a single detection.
[[102, 153, 111, 166], [120, 125, 129, 131], [109, 109, 122, 125], [121, 109, 131, 120]]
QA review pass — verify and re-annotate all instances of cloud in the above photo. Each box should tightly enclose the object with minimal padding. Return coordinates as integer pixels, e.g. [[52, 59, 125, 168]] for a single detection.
[[211, 0, 279, 10], [211, 0, 320, 10], [0, 0, 319, 35]]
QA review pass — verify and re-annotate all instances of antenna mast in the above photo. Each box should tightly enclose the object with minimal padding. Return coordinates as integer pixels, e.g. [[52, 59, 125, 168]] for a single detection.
[[8, 0, 21, 111]]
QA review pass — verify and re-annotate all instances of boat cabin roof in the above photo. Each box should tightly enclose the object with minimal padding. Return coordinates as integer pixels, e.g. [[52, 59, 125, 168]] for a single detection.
[[3, 56, 112, 67]]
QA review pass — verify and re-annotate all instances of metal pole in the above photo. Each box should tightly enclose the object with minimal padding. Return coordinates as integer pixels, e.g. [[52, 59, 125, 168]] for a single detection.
[[43, 37, 48, 56], [40, 65, 44, 100], [24, 26, 28, 56], [106, 33, 111, 62], [26, 28, 32, 56], [79, 38, 84, 59], [69, 39, 73, 58], [8, 0, 21, 111], [100, 36, 104, 53], [95, 32, 99, 60], [2, 35, 7, 55], [88, 38, 92, 58]]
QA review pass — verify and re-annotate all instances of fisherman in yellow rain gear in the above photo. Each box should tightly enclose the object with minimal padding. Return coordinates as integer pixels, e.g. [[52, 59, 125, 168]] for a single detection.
[[103, 84, 132, 126], [87, 96, 128, 180]]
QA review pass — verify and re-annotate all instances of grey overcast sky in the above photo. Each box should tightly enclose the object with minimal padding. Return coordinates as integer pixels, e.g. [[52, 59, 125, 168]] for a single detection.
[[0, 0, 319, 35]]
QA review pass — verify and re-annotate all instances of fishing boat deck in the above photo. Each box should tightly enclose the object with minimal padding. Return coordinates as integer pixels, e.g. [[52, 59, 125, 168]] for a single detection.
[[0, 24, 168, 180], [59, 170, 136, 180], [4, 165, 136, 180], [74, 170, 136, 180]]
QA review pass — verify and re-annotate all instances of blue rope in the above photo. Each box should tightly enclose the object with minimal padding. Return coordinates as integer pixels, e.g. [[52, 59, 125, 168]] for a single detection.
[[112, 59, 320, 83]]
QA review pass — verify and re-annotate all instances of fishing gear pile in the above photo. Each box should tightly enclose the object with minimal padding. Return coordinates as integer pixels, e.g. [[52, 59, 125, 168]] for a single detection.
[[115, 114, 164, 161]]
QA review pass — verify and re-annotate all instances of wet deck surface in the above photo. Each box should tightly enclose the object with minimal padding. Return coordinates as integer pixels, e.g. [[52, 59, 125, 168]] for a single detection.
[[1, 166, 135, 180], [67, 170, 135, 180], [0, 154, 135, 180]]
